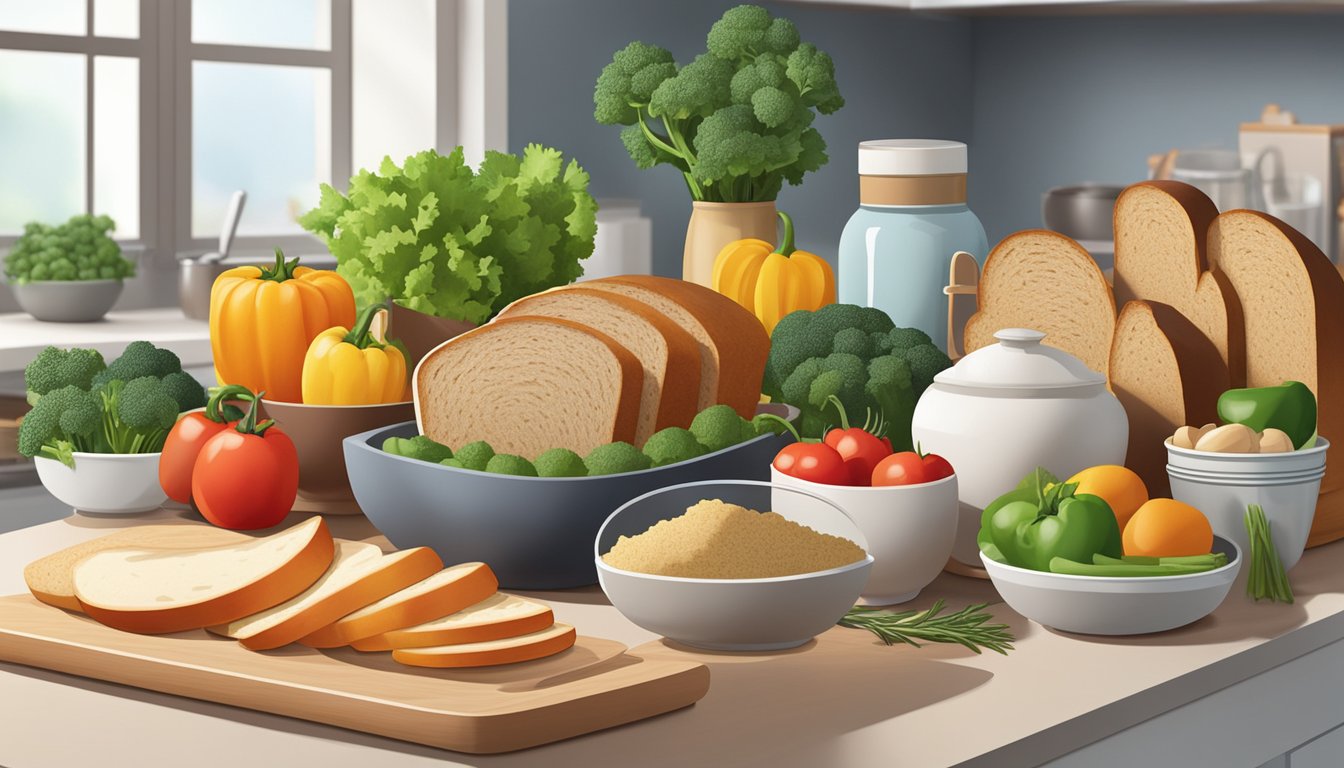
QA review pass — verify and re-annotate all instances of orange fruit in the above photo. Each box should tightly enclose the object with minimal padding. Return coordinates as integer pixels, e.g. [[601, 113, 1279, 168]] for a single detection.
[[1068, 465, 1148, 531], [1123, 498, 1214, 558]]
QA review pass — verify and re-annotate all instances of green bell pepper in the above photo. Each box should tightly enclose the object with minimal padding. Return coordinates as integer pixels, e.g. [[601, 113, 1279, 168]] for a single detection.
[[977, 467, 1060, 552], [1217, 381, 1318, 449], [988, 482, 1122, 572]]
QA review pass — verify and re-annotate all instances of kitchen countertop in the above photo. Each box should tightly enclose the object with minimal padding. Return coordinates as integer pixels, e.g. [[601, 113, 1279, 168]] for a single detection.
[[0, 308, 211, 374], [1, 510, 1343, 767]]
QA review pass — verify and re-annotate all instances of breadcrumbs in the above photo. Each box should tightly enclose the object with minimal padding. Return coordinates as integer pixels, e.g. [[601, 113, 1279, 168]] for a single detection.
[[602, 499, 867, 579]]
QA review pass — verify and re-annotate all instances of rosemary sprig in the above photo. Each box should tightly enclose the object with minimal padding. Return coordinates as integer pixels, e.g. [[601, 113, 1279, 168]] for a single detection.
[[838, 599, 1015, 655]]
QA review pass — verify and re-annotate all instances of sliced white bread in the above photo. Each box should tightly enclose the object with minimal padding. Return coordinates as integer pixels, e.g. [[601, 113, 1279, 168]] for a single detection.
[[72, 517, 335, 635], [210, 542, 444, 651], [1113, 180, 1245, 386], [1208, 210, 1344, 545], [350, 592, 555, 652], [581, 275, 769, 419], [299, 562, 499, 648], [415, 316, 644, 459], [963, 230, 1117, 377], [26, 525, 251, 612], [497, 288, 702, 444], [1110, 300, 1229, 498], [392, 623, 577, 669]]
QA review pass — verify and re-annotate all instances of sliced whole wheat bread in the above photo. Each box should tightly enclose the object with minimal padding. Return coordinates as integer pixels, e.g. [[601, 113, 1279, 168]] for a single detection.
[[1113, 180, 1246, 386], [1208, 210, 1344, 545], [963, 230, 1117, 377], [497, 287, 702, 444], [1110, 300, 1229, 498], [414, 316, 644, 459]]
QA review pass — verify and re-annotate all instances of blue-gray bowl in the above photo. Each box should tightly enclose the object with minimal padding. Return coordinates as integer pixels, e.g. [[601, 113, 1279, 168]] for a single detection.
[[343, 408, 796, 589]]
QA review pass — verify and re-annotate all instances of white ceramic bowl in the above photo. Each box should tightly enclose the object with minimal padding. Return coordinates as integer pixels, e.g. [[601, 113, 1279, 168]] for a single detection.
[[770, 468, 958, 605], [1166, 437, 1328, 572], [981, 536, 1241, 635], [34, 452, 167, 514], [595, 480, 874, 651]]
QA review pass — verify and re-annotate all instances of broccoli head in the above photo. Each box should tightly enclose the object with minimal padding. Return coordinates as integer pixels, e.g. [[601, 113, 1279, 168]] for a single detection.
[[707, 5, 800, 60], [585, 442, 652, 476], [594, 41, 677, 125], [786, 43, 844, 114], [485, 454, 538, 477], [17, 385, 102, 467], [383, 435, 454, 464], [535, 448, 588, 478], [765, 304, 895, 393], [23, 346, 106, 405], [455, 440, 496, 472], [689, 404, 756, 453], [160, 371, 208, 412], [100, 377, 180, 454], [92, 341, 184, 389], [642, 427, 710, 468]]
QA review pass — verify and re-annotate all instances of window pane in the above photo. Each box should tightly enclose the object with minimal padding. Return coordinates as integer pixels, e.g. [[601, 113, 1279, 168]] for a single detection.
[[93, 0, 139, 38], [94, 57, 138, 239], [193, 62, 330, 238], [0, 50, 85, 234], [192, 0, 331, 50], [0, 0, 85, 36]]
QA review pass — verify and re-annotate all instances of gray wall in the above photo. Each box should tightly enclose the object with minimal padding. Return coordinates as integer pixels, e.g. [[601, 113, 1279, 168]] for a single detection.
[[507, 0, 975, 276]]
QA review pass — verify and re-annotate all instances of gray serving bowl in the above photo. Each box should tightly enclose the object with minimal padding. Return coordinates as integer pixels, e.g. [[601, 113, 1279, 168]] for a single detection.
[[344, 407, 797, 589], [10, 279, 123, 322]]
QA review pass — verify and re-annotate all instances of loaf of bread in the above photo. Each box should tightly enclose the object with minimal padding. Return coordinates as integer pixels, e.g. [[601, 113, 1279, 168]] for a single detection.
[[497, 287, 702, 445], [1110, 300, 1229, 498], [963, 230, 1117, 377], [415, 316, 644, 459], [1113, 181, 1245, 386], [1208, 209, 1344, 545]]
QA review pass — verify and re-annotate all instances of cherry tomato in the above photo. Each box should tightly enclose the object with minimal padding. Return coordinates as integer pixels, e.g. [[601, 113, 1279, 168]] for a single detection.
[[830, 428, 892, 486], [772, 442, 850, 486], [921, 453, 955, 481], [192, 398, 298, 530], [871, 452, 929, 486]]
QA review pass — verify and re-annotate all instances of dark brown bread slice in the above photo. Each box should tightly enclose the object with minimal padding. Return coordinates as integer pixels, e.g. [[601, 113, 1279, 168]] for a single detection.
[[415, 316, 644, 459], [1113, 180, 1246, 386], [1110, 300, 1229, 498]]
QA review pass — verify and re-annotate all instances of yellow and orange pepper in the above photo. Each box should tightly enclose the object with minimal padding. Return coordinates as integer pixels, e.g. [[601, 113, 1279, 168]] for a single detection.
[[711, 211, 835, 334], [301, 303, 408, 405]]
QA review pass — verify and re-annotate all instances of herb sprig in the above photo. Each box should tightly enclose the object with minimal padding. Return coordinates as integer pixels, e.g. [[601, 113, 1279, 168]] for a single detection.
[[839, 600, 1015, 655], [1245, 504, 1294, 604]]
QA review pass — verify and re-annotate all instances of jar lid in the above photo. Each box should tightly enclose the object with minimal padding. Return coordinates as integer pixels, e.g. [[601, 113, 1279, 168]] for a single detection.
[[934, 328, 1107, 392], [858, 139, 967, 176]]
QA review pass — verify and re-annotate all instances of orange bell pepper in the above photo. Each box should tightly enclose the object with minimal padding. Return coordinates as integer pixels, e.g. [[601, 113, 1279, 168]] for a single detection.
[[711, 211, 835, 334]]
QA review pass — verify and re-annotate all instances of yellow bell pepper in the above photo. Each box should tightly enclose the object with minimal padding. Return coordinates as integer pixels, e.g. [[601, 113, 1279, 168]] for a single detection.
[[210, 249, 356, 403], [711, 211, 835, 334], [301, 304, 408, 405]]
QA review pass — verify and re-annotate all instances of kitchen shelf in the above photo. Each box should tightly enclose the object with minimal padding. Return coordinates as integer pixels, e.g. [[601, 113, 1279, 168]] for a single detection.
[[792, 0, 1344, 14], [0, 308, 210, 375]]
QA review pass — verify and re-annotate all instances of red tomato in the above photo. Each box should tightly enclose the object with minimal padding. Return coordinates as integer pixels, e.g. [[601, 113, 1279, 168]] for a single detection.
[[773, 442, 850, 486], [871, 452, 929, 486], [159, 413, 231, 503], [922, 453, 955, 481], [830, 428, 892, 486], [192, 425, 298, 530]]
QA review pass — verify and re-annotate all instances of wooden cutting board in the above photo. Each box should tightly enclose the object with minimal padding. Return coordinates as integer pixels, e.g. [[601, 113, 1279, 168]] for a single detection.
[[0, 594, 709, 754]]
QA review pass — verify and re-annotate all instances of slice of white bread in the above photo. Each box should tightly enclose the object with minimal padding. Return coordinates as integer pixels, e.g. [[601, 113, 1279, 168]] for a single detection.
[[1208, 210, 1344, 545], [1110, 300, 1229, 498], [210, 542, 444, 651], [72, 517, 335, 635], [1113, 180, 1246, 386], [963, 230, 1117, 377], [25, 525, 251, 612], [350, 592, 555, 652], [299, 562, 499, 648], [415, 316, 644, 459], [581, 275, 769, 419], [392, 623, 577, 669], [497, 288, 702, 444]]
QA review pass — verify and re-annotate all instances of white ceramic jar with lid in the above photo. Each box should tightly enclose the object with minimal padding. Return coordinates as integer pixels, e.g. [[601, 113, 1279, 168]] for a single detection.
[[910, 328, 1130, 568]]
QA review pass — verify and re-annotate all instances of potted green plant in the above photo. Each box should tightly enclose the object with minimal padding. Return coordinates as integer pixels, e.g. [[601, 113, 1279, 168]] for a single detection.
[[3, 214, 136, 322], [300, 144, 597, 366], [593, 4, 843, 287]]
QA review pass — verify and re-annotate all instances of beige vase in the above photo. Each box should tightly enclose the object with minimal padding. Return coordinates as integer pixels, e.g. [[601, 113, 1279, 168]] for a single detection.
[[682, 200, 778, 288]]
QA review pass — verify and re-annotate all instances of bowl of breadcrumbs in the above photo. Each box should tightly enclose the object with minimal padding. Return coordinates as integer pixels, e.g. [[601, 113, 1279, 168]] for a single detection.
[[596, 480, 873, 651]]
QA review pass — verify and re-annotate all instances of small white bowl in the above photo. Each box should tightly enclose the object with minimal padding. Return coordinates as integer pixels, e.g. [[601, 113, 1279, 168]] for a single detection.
[[981, 537, 1241, 636], [1167, 437, 1327, 571], [34, 452, 167, 514], [596, 480, 873, 651], [770, 468, 959, 605]]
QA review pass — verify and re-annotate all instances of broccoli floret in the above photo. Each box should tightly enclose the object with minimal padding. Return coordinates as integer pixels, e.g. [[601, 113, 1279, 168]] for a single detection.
[[785, 43, 844, 114], [903, 343, 953, 394], [707, 5, 799, 59], [642, 427, 710, 467], [455, 441, 495, 472], [765, 303, 894, 392], [92, 341, 183, 389], [23, 346, 106, 405], [689, 404, 755, 453], [383, 435, 454, 464], [160, 371, 208, 412], [585, 442, 652, 476], [887, 326, 935, 352], [16, 385, 101, 467], [534, 448, 588, 478], [648, 54, 734, 121], [101, 377, 179, 454], [440, 458, 465, 469], [594, 42, 677, 126], [485, 454, 538, 477]]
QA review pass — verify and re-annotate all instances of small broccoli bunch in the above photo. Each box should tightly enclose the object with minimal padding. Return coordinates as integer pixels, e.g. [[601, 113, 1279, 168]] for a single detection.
[[17, 342, 208, 467], [763, 304, 952, 451], [594, 4, 842, 202], [3, 214, 134, 284]]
